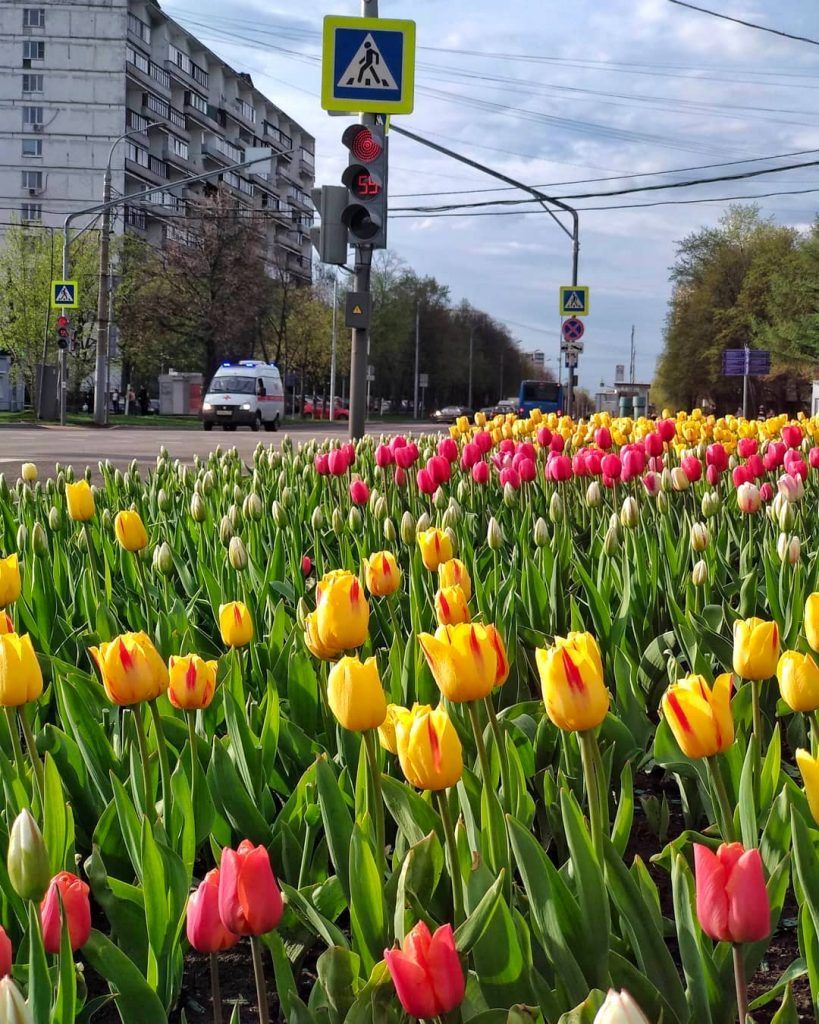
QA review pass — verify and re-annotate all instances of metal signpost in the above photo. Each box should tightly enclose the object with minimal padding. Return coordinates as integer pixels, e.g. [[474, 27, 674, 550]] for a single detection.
[[722, 347, 771, 417]]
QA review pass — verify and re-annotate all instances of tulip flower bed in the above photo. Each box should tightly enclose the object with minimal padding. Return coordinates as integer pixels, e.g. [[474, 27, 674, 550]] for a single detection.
[[4, 408, 819, 1023]]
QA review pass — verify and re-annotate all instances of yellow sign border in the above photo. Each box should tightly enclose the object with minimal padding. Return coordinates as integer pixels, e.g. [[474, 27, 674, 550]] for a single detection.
[[321, 15, 416, 114], [559, 285, 589, 317], [51, 280, 79, 309]]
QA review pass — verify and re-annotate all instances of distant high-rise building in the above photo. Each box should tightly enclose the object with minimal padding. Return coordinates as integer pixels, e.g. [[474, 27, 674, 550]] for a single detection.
[[0, 0, 315, 281], [615, 364, 625, 383], [531, 349, 545, 369]]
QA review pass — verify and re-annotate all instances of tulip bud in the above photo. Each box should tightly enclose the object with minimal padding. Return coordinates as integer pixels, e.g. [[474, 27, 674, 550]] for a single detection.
[[8, 809, 50, 902], [416, 512, 431, 533], [48, 506, 62, 532], [244, 493, 263, 521], [620, 496, 639, 529], [31, 523, 48, 557], [219, 516, 233, 547], [777, 500, 795, 532], [227, 505, 240, 531], [593, 988, 650, 1024], [660, 467, 673, 493], [692, 559, 708, 587], [348, 506, 363, 531], [281, 486, 294, 510], [296, 597, 309, 631], [0, 475, 7, 500], [16, 525, 27, 552], [441, 507, 457, 532], [271, 500, 287, 528], [400, 511, 416, 545], [503, 483, 518, 507], [157, 488, 171, 513], [670, 466, 690, 491], [100, 508, 112, 532], [373, 496, 388, 520], [604, 523, 620, 555], [533, 517, 549, 547], [0, 977, 33, 1024], [433, 487, 448, 510], [457, 479, 470, 503], [487, 516, 503, 550], [332, 508, 344, 535], [549, 491, 564, 524], [311, 506, 324, 531], [229, 536, 248, 572], [21, 463, 37, 484], [657, 491, 669, 515], [190, 493, 206, 523], [778, 533, 800, 565], [201, 470, 215, 496], [690, 522, 709, 552], [444, 527, 458, 556], [383, 517, 397, 543], [586, 481, 602, 508], [155, 541, 174, 576], [701, 491, 721, 518]]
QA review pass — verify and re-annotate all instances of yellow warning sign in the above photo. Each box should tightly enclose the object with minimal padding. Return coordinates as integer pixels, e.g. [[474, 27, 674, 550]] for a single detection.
[[353, 305, 363, 315]]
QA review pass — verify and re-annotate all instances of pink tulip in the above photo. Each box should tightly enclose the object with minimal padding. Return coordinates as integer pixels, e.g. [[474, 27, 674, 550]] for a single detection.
[[537, 426, 553, 447], [595, 426, 612, 450], [657, 419, 676, 443], [586, 450, 603, 476], [187, 869, 240, 953], [461, 442, 480, 470], [375, 444, 394, 469], [518, 457, 536, 483], [706, 465, 721, 486], [694, 843, 770, 944], [759, 482, 773, 502], [474, 431, 493, 454], [342, 442, 356, 466], [737, 437, 758, 459], [681, 455, 702, 483], [472, 461, 489, 484], [301, 556, 312, 577], [500, 467, 520, 489], [602, 474, 616, 489], [601, 454, 621, 480], [810, 447, 819, 470], [349, 479, 369, 505], [550, 434, 565, 454], [782, 424, 803, 449], [437, 438, 458, 463], [384, 922, 465, 1019], [41, 873, 91, 954], [549, 454, 572, 482], [518, 442, 536, 462], [393, 466, 407, 487], [621, 448, 645, 482], [391, 434, 407, 452], [642, 472, 660, 496], [428, 455, 451, 486], [218, 840, 283, 937], [648, 455, 664, 473], [785, 452, 808, 481], [572, 453, 589, 477], [737, 481, 761, 513], [763, 441, 785, 471], [416, 468, 436, 494], [706, 444, 728, 472], [328, 448, 349, 476], [746, 454, 764, 479], [0, 927, 11, 978], [394, 445, 416, 470], [644, 431, 664, 457], [314, 453, 329, 476], [732, 465, 752, 488]]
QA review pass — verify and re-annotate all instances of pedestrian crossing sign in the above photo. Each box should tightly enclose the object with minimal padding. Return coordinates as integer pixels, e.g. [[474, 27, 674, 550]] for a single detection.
[[51, 280, 78, 308], [322, 15, 416, 114], [559, 285, 589, 317]]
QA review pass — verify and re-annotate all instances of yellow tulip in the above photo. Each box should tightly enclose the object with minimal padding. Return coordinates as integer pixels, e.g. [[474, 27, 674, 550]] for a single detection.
[[438, 558, 472, 601], [21, 463, 37, 483], [363, 551, 401, 597], [777, 650, 819, 712], [114, 510, 148, 552], [456, 415, 469, 434], [304, 610, 342, 661], [0, 612, 13, 635], [536, 631, 608, 732], [485, 624, 510, 686], [796, 748, 819, 825], [327, 656, 387, 732], [167, 654, 218, 710], [417, 529, 453, 572], [65, 480, 95, 522], [0, 633, 43, 707], [419, 623, 501, 702], [89, 631, 168, 706], [0, 554, 21, 608], [219, 601, 253, 647], [474, 411, 487, 427], [733, 617, 779, 680], [661, 673, 734, 759], [434, 585, 471, 627], [395, 705, 462, 791], [378, 702, 416, 753], [315, 572, 369, 652], [805, 593, 819, 653]]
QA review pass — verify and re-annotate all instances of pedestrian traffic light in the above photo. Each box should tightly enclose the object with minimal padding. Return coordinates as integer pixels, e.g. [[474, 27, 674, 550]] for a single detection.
[[56, 314, 70, 350], [341, 124, 388, 248], [310, 185, 349, 265]]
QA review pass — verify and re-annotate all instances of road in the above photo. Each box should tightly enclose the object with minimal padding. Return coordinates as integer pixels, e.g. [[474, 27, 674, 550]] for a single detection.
[[0, 421, 433, 478]]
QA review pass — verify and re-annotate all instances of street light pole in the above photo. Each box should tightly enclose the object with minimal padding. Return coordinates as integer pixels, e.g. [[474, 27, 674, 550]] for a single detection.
[[329, 270, 338, 422], [468, 328, 474, 410], [413, 301, 420, 419]]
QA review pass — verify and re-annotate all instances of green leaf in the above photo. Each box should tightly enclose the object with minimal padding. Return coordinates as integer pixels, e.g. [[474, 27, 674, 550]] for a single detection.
[[610, 761, 633, 858], [349, 819, 386, 975], [670, 853, 717, 1024], [454, 869, 506, 954], [316, 756, 353, 902], [316, 946, 362, 1024], [43, 752, 74, 875], [111, 773, 143, 881], [770, 985, 799, 1024], [207, 738, 272, 845], [556, 991, 606, 1024], [738, 736, 758, 849], [52, 892, 77, 1024], [28, 901, 50, 1024], [82, 929, 168, 1024], [381, 775, 441, 846]]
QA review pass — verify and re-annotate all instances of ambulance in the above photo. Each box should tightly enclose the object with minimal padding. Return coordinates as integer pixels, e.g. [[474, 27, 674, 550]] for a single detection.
[[201, 361, 284, 431]]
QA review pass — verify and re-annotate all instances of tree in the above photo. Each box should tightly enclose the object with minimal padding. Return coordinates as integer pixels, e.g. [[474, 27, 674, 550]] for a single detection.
[[0, 223, 99, 403]]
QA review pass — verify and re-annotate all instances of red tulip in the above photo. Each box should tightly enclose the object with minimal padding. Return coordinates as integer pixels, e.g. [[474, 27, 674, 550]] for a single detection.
[[0, 927, 11, 978], [737, 437, 757, 459], [732, 465, 752, 488], [706, 443, 728, 472], [644, 431, 664, 457], [518, 457, 536, 483], [656, 419, 676, 443], [572, 453, 589, 477], [394, 466, 407, 487], [416, 468, 436, 494], [342, 443, 356, 466], [349, 479, 370, 505], [384, 922, 465, 1018], [681, 455, 702, 483], [694, 843, 770, 944], [437, 438, 459, 463], [706, 464, 721, 486], [746, 454, 764, 479], [548, 454, 572, 482], [461, 442, 480, 470], [601, 454, 621, 480], [550, 434, 565, 454], [472, 461, 489, 484], [301, 556, 312, 577], [759, 482, 774, 502], [537, 426, 553, 447], [218, 840, 283, 937], [187, 869, 240, 953], [40, 872, 91, 953], [763, 442, 785, 471], [391, 435, 407, 452], [594, 426, 612, 451], [810, 447, 819, 470], [375, 444, 394, 469], [427, 455, 451, 486], [499, 467, 520, 489], [328, 448, 349, 476], [314, 453, 329, 476], [782, 424, 803, 448], [474, 431, 493, 454]]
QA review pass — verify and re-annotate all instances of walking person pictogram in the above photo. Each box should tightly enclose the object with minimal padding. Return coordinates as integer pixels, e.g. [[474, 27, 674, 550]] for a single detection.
[[352, 41, 380, 85]]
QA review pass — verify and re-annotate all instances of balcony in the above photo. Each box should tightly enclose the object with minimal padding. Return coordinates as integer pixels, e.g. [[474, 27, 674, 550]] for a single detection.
[[287, 251, 312, 280], [184, 93, 221, 132], [162, 143, 193, 171]]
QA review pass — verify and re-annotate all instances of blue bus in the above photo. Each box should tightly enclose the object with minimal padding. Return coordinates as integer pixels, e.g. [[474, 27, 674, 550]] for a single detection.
[[518, 379, 563, 416]]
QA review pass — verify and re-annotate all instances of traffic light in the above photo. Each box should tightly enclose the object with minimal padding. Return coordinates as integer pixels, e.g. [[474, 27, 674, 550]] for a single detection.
[[310, 185, 349, 266], [56, 314, 70, 350], [341, 124, 388, 248]]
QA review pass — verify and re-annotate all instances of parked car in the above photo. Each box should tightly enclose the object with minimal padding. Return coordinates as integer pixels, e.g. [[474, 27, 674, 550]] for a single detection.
[[432, 405, 473, 424], [302, 397, 349, 420]]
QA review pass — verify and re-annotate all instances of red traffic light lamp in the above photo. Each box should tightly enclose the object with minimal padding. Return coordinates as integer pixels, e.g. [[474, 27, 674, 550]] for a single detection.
[[340, 124, 388, 248]]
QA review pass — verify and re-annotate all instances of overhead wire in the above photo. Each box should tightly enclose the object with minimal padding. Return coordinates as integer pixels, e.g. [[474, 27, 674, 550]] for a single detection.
[[667, 0, 819, 46]]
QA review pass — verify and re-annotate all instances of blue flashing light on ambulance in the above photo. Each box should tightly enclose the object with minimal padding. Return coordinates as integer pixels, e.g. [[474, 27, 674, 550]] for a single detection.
[[201, 360, 284, 432], [518, 379, 563, 416]]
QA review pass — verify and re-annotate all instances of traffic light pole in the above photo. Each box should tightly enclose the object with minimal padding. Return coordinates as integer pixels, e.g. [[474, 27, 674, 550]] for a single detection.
[[389, 124, 581, 416]]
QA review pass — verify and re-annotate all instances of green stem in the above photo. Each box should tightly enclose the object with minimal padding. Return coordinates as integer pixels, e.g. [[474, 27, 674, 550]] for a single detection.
[[132, 703, 155, 823], [250, 935, 270, 1024], [209, 952, 223, 1024], [18, 705, 44, 810], [733, 944, 748, 1024], [363, 729, 386, 878], [435, 790, 464, 927], [750, 679, 763, 746], [483, 696, 511, 806], [466, 701, 492, 785], [82, 523, 102, 596], [5, 707, 29, 792], [148, 700, 173, 827], [707, 755, 737, 843], [578, 729, 605, 862], [811, 710, 819, 758], [134, 552, 152, 634]]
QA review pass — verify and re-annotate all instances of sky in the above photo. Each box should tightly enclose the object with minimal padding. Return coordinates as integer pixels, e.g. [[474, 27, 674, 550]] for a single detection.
[[161, 0, 819, 391]]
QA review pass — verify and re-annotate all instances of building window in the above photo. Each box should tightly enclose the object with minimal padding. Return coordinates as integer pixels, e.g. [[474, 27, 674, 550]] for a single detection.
[[264, 122, 291, 150], [126, 44, 150, 74], [144, 92, 170, 119], [127, 12, 151, 44], [169, 106, 186, 129], [21, 170, 43, 190], [23, 105, 44, 128], [148, 155, 169, 178], [234, 98, 256, 124], [23, 8, 45, 27], [168, 44, 210, 88], [22, 40, 45, 60], [125, 142, 149, 168], [216, 136, 243, 162], [185, 90, 208, 115], [22, 74, 43, 94], [124, 206, 147, 229], [151, 62, 170, 89], [21, 203, 42, 222], [126, 109, 149, 132], [223, 171, 254, 196], [169, 136, 189, 159], [21, 138, 42, 157]]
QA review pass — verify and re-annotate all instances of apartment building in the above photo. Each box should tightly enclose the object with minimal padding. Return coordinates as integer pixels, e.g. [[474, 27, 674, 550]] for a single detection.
[[0, 0, 315, 283]]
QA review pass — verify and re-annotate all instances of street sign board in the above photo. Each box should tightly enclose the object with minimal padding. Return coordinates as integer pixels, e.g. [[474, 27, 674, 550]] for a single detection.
[[721, 349, 771, 377], [565, 351, 578, 369], [561, 339, 584, 353], [345, 291, 371, 328], [51, 280, 78, 308], [561, 317, 585, 342], [559, 285, 589, 317], [366, 364, 375, 382], [322, 16, 416, 114], [419, 373, 429, 388]]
